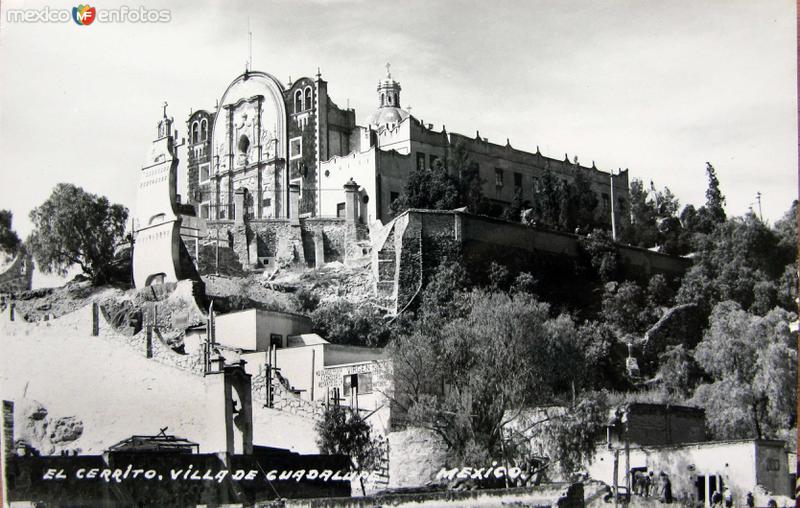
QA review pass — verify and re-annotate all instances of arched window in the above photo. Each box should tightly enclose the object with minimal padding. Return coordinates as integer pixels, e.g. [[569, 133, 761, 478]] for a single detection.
[[200, 118, 208, 141], [304, 87, 313, 111], [145, 273, 166, 286], [191, 121, 200, 143], [294, 90, 303, 113], [387, 94, 393, 106], [238, 134, 250, 154], [380, 93, 385, 106]]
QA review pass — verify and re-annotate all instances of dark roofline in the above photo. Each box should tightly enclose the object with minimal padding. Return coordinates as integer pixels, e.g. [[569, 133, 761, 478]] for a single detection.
[[621, 402, 705, 414], [639, 438, 787, 452]]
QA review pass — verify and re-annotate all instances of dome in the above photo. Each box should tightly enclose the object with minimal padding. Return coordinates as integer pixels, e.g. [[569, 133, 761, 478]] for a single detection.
[[368, 106, 409, 128], [367, 63, 409, 128]]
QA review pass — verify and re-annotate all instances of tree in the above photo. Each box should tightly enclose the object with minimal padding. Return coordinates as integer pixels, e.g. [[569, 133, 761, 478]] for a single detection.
[[315, 405, 384, 495], [646, 273, 675, 309], [676, 211, 788, 315], [388, 291, 585, 463], [310, 299, 392, 347], [449, 140, 489, 215], [502, 188, 529, 222], [690, 301, 796, 440], [578, 229, 619, 282], [417, 260, 472, 327], [703, 162, 726, 224], [600, 281, 655, 335], [0, 210, 21, 254], [655, 345, 703, 401], [571, 167, 599, 232], [620, 178, 688, 254], [390, 159, 460, 216], [28, 183, 128, 285], [530, 167, 561, 229], [575, 320, 629, 391], [621, 178, 658, 248], [538, 392, 609, 477]]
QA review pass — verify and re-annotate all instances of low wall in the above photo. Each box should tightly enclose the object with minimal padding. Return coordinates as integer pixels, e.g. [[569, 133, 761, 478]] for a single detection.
[[200, 218, 366, 272], [281, 482, 584, 508], [251, 367, 325, 422], [384, 210, 691, 311]]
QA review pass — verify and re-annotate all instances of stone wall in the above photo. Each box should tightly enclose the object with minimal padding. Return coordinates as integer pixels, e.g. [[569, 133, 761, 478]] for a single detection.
[[0, 252, 33, 294], [302, 219, 348, 266], [387, 427, 449, 489], [199, 218, 368, 273], [97, 281, 207, 374], [251, 368, 325, 421], [381, 209, 692, 312]]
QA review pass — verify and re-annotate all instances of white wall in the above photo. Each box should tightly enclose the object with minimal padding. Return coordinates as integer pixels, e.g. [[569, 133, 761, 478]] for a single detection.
[[319, 148, 377, 222], [214, 309, 312, 352], [587, 440, 791, 506]]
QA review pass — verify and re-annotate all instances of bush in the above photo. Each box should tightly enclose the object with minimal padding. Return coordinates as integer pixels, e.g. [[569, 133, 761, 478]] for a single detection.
[[310, 299, 391, 347]]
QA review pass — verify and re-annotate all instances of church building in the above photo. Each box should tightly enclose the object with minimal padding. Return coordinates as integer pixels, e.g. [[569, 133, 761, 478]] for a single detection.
[[184, 65, 630, 228]]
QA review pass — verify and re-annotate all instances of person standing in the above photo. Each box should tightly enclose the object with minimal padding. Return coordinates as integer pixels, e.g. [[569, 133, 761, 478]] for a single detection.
[[722, 486, 733, 508], [659, 472, 673, 504]]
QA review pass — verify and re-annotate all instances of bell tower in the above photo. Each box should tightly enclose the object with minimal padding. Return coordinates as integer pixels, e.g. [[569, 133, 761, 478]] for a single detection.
[[377, 62, 402, 108]]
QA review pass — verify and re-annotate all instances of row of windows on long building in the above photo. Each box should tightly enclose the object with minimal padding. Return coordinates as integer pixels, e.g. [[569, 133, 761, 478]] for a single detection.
[[414, 150, 626, 214]]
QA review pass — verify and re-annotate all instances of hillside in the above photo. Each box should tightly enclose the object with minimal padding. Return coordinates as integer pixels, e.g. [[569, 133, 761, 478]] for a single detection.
[[0, 305, 319, 455]]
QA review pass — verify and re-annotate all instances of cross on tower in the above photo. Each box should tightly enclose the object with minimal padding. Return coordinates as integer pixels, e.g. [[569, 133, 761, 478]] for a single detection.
[[385, 62, 391, 79], [162, 101, 168, 118]]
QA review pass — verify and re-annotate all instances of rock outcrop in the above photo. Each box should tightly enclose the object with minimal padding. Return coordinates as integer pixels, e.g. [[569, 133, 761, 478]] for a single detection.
[[15, 399, 84, 455], [640, 303, 704, 372]]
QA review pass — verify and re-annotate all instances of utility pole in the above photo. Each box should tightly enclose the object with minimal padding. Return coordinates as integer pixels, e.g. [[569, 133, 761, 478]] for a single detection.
[[756, 191, 763, 221], [215, 225, 221, 276], [129, 217, 136, 285], [610, 172, 617, 241]]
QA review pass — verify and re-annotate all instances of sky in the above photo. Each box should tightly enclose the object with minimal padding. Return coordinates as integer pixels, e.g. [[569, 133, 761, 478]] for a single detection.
[[0, 0, 797, 286]]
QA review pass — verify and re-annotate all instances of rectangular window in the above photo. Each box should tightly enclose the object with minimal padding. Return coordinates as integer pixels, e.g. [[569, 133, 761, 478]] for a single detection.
[[495, 168, 504, 187], [429, 154, 439, 169], [289, 136, 302, 160], [360, 372, 373, 393], [342, 372, 373, 396], [416, 152, 426, 171], [198, 163, 210, 184], [343, 374, 355, 396], [336, 202, 346, 218], [270, 333, 283, 349], [390, 191, 399, 204], [617, 198, 626, 214], [514, 172, 522, 189], [200, 202, 210, 219]]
